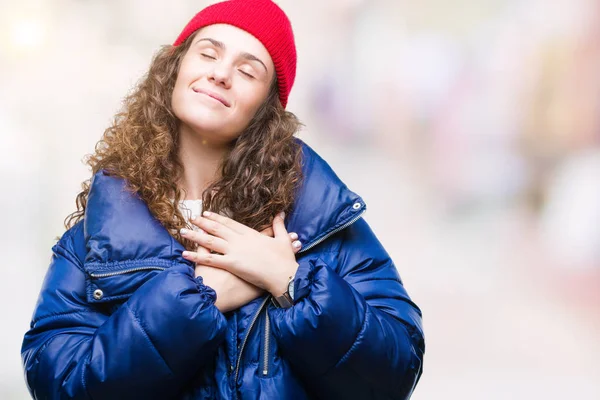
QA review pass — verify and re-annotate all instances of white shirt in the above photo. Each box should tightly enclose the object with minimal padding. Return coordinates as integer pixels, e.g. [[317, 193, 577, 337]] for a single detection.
[[178, 199, 203, 231]]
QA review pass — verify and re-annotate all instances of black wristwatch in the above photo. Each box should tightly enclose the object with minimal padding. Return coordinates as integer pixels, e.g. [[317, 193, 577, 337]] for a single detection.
[[273, 276, 295, 308]]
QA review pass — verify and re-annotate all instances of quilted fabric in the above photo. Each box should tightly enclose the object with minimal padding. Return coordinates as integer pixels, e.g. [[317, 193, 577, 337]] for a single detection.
[[22, 139, 424, 399]]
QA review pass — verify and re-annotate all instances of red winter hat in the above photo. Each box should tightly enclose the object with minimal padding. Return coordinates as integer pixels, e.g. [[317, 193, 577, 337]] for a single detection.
[[173, 0, 297, 108]]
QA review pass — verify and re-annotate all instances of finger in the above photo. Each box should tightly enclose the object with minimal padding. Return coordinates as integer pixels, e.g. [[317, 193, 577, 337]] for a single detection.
[[190, 214, 236, 241], [199, 211, 255, 235], [196, 244, 210, 255], [182, 249, 228, 269], [292, 240, 302, 254], [260, 227, 275, 237], [272, 211, 288, 240], [180, 228, 228, 254]]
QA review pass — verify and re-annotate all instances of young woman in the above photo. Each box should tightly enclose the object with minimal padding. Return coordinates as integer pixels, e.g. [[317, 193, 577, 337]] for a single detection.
[[21, 1, 425, 399]]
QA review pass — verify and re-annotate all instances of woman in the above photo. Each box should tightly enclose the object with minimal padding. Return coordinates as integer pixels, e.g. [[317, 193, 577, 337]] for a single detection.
[[21, 1, 425, 399]]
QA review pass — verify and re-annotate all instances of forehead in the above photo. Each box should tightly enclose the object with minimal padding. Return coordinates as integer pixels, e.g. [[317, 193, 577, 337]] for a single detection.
[[192, 25, 273, 64]]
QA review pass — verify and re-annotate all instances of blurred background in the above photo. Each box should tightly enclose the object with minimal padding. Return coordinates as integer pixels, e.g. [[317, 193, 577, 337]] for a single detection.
[[1, 0, 599, 398]]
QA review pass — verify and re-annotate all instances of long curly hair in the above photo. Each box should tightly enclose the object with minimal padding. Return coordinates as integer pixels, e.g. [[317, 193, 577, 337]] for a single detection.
[[64, 33, 304, 250]]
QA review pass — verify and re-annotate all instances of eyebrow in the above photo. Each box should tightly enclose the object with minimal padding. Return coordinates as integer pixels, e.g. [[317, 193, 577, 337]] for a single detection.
[[194, 37, 269, 74]]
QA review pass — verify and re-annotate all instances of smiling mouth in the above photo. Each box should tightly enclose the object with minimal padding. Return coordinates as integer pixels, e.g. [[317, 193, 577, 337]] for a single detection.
[[192, 88, 230, 107]]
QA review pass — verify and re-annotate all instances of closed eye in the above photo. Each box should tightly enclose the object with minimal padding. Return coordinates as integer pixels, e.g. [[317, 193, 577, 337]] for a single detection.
[[201, 53, 216, 60], [239, 70, 255, 79]]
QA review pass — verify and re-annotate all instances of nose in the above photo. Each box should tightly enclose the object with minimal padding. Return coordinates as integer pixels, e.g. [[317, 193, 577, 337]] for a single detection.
[[208, 62, 232, 89]]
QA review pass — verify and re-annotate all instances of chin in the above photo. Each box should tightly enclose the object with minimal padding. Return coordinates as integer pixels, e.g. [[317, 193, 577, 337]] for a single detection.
[[184, 109, 225, 129], [184, 120, 242, 145], [176, 104, 247, 142]]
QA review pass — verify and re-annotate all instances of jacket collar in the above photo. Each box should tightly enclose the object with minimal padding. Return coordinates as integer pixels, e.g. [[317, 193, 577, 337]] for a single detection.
[[83, 139, 366, 268]]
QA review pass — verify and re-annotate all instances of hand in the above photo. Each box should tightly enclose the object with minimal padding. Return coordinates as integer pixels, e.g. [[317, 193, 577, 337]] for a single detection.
[[182, 211, 299, 297], [195, 262, 260, 313], [188, 221, 302, 312]]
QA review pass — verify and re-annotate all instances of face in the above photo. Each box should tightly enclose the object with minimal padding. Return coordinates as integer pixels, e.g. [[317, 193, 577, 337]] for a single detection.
[[171, 24, 275, 145]]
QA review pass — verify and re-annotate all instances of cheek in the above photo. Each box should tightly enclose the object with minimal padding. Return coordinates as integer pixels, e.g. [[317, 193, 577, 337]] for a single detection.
[[171, 80, 186, 120], [171, 65, 197, 118], [235, 84, 269, 120]]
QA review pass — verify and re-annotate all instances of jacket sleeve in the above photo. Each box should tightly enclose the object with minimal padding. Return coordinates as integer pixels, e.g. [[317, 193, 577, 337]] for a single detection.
[[269, 217, 425, 400], [21, 226, 227, 400]]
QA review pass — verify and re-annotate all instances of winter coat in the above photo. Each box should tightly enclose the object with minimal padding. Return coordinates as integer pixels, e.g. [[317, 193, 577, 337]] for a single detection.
[[21, 140, 424, 399]]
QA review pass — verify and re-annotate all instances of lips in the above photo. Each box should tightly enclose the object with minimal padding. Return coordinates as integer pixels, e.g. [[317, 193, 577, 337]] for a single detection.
[[192, 88, 230, 107]]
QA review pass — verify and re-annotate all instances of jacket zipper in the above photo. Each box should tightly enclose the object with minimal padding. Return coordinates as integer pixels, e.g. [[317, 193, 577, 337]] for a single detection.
[[298, 207, 366, 254], [89, 266, 166, 278], [262, 311, 271, 376], [258, 207, 366, 377], [233, 204, 366, 392], [234, 296, 270, 391]]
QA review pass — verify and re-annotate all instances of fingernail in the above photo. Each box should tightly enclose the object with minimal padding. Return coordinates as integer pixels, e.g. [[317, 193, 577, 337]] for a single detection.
[[180, 228, 189, 235], [182, 251, 191, 257], [203, 211, 211, 217], [293, 240, 301, 248], [197, 228, 204, 234], [279, 211, 285, 219], [290, 232, 298, 240]]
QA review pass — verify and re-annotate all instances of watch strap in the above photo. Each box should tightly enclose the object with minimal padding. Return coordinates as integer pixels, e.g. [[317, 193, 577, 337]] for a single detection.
[[273, 275, 295, 308]]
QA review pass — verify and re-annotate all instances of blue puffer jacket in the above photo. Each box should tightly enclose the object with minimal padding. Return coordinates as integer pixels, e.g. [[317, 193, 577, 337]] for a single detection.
[[22, 140, 424, 399]]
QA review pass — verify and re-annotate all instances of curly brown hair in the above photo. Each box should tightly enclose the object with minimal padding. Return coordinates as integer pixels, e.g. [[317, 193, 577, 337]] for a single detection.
[[64, 33, 304, 250]]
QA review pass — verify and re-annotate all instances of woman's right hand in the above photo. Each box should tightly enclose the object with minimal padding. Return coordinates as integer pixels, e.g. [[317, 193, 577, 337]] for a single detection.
[[194, 227, 301, 313]]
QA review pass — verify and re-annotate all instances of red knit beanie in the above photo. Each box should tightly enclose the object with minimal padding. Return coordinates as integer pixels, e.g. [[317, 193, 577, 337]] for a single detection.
[[173, 0, 297, 108]]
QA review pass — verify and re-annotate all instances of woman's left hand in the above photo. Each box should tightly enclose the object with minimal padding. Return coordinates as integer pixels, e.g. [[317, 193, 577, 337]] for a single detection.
[[181, 211, 299, 297]]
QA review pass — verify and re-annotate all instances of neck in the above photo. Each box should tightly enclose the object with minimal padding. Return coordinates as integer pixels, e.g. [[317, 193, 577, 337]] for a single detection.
[[177, 124, 232, 200]]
